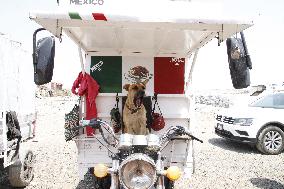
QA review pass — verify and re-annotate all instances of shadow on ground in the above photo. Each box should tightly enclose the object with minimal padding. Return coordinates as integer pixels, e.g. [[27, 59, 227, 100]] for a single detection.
[[76, 169, 111, 189], [0, 164, 13, 189], [250, 178, 284, 189], [0, 167, 13, 189], [76, 171, 97, 189], [208, 137, 260, 154]]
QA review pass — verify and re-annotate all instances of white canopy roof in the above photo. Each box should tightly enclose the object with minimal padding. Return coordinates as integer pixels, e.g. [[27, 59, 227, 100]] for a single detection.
[[30, 1, 253, 57]]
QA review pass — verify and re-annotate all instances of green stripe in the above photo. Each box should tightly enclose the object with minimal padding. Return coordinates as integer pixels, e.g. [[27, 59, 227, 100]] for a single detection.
[[90, 56, 122, 93], [69, 12, 82, 20]]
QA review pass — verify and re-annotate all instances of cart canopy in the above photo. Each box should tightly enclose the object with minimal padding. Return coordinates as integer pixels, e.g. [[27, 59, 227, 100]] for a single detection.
[[30, 1, 253, 57]]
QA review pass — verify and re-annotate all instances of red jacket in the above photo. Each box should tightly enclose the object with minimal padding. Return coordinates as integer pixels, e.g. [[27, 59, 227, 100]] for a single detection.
[[72, 72, 100, 136]]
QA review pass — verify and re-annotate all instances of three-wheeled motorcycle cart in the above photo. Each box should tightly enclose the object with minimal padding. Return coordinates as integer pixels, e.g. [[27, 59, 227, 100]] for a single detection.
[[30, 1, 253, 188]]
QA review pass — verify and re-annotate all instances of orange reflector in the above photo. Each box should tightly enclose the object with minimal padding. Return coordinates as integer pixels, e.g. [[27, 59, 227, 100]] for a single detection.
[[166, 166, 181, 181], [93, 164, 108, 178]]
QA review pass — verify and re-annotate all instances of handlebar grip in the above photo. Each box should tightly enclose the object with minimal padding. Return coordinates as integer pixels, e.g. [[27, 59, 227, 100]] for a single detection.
[[79, 120, 90, 127], [79, 118, 102, 129]]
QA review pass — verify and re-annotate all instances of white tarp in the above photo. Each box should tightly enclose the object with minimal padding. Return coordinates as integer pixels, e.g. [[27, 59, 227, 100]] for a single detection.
[[30, 0, 253, 57], [58, 0, 224, 20]]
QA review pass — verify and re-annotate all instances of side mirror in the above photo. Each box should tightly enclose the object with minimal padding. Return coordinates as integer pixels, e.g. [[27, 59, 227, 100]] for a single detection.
[[33, 28, 55, 85], [226, 32, 252, 89]]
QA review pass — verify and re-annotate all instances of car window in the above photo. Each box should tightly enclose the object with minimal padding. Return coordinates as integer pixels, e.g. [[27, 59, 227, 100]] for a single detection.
[[273, 94, 284, 108], [251, 93, 284, 108]]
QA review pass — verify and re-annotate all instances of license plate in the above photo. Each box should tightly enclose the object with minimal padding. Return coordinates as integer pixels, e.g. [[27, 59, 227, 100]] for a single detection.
[[216, 123, 223, 130]]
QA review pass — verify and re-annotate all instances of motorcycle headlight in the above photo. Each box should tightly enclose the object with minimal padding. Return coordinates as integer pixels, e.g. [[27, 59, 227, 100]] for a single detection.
[[119, 154, 157, 189], [233, 118, 254, 126]]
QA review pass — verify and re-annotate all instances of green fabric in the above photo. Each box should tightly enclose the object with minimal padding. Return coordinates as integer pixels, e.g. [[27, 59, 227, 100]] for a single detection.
[[90, 56, 122, 93], [69, 12, 82, 20]]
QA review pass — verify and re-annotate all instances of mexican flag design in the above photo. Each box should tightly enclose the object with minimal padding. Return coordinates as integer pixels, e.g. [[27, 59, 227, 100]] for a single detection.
[[122, 57, 154, 94], [154, 57, 185, 94], [89, 56, 186, 94], [90, 56, 122, 93]]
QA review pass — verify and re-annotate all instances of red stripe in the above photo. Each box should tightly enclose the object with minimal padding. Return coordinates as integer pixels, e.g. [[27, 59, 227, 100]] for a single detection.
[[92, 13, 107, 21]]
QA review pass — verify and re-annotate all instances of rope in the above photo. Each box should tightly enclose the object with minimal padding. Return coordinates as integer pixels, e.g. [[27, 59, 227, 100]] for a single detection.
[[115, 93, 119, 108], [152, 93, 162, 115]]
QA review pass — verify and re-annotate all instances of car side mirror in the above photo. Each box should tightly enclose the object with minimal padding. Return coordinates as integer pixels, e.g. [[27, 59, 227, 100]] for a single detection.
[[226, 32, 252, 89], [33, 28, 55, 85]]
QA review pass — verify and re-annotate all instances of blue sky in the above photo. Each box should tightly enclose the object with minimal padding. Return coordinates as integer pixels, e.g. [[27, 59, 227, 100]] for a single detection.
[[1, 0, 284, 89]]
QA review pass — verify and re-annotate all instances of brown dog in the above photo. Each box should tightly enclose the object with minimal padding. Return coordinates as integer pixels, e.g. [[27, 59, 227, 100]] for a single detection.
[[123, 80, 148, 135]]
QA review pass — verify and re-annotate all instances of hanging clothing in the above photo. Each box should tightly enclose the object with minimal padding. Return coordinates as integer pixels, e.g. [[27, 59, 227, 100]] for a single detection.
[[72, 72, 100, 136]]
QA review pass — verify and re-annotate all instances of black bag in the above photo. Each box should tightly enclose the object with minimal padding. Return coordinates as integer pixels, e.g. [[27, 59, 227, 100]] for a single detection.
[[110, 94, 122, 133], [64, 103, 79, 141], [34, 37, 55, 85]]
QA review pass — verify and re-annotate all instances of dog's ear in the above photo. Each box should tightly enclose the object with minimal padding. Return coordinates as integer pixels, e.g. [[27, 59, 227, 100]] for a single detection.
[[142, 79, 149, 86], [123, 84, 130, 91]]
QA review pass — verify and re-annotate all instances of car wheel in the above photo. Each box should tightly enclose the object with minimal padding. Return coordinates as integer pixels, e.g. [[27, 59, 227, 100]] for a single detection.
[[256, 126, 284, 155]]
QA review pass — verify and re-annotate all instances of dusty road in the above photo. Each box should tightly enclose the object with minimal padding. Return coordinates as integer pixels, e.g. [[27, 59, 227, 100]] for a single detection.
[[192, 105, 284, 189], [0, 97, 284, 189]]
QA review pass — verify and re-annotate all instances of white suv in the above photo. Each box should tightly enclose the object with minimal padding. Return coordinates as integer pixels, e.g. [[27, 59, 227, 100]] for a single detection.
[[215, 92, 284, 155]]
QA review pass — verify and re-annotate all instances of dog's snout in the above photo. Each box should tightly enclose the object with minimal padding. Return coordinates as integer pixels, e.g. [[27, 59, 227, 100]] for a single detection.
[[138, 90, 145, 96]]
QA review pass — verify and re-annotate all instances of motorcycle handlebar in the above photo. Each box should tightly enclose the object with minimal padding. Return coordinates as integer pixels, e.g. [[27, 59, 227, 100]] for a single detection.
[[78, 119, 118, 146], [78, 120, 202, 146], [160, 126, 203, 145], [79, 120, 90, 127], [184, 131, 203, 143], [180, 127, 203, 143], [79, 118, 102, 129]]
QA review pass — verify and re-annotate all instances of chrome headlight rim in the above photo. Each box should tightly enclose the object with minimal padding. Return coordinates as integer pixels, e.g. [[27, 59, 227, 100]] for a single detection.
[[119, 153, 157, 189]]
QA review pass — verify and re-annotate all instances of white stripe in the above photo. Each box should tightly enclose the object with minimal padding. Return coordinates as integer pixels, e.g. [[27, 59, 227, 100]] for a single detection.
[[30, 12, 70, 20], [79, 13, 93, 21]]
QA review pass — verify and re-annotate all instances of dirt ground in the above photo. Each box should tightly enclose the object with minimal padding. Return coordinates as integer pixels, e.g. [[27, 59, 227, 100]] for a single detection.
[[0, 97, 284, 189]]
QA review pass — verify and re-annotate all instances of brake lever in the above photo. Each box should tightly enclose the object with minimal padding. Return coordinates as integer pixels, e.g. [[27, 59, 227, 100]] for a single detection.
[[79, 119, 118, 147], [185, 133, 203, 143], [175, 126, 203, 143]]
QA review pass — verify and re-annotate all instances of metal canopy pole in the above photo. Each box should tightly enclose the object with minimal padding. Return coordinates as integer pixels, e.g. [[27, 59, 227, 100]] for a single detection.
[[186, 49, 199, 177], [78, 46, 85, 75], [78, 46, 86, 135], [188, 49, 199, 85]]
